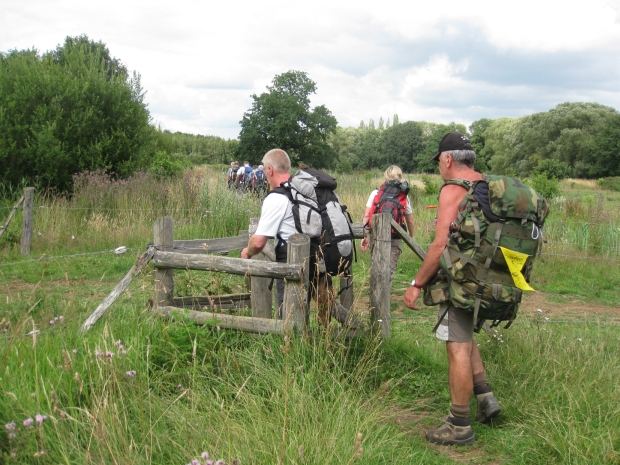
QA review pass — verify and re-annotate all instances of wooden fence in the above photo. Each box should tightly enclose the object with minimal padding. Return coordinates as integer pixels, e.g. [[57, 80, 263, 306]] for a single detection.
[[0, 186, 35, 255], [81, 212, 401, 339], [149, 214, 395, 337]]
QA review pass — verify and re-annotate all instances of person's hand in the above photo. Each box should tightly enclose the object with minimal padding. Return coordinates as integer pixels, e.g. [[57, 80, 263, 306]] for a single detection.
[[360, 237, 369, 252], [241, 247, 250, 259], [403, 285, 422, 309]]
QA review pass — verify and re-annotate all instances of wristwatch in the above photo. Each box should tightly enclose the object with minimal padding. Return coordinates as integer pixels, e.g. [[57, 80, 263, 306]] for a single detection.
[[410, 279, 423, 289]]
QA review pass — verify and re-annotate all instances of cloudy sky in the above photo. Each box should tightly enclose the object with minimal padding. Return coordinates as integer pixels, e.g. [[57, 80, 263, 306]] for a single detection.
[[2, 0, 620, 139]]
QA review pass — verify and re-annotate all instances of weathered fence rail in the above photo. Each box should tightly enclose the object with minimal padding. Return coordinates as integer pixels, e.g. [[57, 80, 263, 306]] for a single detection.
[[152, 216, 311, 334], [153, 250, 304, 280], [81, 213, 397, 339]]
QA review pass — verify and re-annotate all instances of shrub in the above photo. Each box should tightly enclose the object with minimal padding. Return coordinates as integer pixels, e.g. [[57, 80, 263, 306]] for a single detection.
[[420, 174, 440, 196], [597, 177, 620, 192], [526, 173, 560, 200], [148, 151, 188, 179], [0, 36, 152, 192]]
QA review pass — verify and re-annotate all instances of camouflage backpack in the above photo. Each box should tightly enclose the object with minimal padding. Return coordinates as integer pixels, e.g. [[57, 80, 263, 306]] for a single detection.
[[424, 175, 549, 327]]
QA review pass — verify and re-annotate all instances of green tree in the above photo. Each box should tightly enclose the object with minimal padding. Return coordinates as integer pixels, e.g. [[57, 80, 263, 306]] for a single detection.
[[0, 36, 152, 191], [380, 121, 424, 172], [237, 71, 337, 168]]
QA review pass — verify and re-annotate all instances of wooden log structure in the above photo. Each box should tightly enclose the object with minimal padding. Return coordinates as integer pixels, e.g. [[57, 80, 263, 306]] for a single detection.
[[369, 212, 392, 339], [20, 187, 34, 256], [153, 217, 175, 307], [0, 194, 24, 241], [154, 306, 285, 334], [80, 246, 156, 333], [153, 250, 303, 280], [281, 233, 310, 333], [248, 218, 274, 319], [171, 293, 251, 310], [390, 219, 427, 260], [172, 234, 248, 254]]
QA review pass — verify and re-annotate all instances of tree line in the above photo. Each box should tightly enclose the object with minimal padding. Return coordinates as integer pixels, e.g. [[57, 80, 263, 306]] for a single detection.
[[2, 36, 619, 193]]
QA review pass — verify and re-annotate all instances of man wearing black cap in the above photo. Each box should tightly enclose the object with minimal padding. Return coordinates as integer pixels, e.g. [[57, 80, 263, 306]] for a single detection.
[[404, 131, 501, 445]]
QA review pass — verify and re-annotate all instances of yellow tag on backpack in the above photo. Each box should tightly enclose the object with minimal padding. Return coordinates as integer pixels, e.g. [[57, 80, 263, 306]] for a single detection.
[[499, 246, 535, 291]]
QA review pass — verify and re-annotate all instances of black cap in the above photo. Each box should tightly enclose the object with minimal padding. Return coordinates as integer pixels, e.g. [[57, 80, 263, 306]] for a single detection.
[[434, 132, 473, 161]]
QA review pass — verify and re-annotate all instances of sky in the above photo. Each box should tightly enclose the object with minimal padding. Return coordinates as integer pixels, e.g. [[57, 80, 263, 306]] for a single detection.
[[2, 0, 620, 139]]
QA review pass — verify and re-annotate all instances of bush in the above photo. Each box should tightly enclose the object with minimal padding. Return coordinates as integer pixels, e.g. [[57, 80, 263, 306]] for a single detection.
[[420, 174, 440, 196], [597, 176, 620, 192], [148, 151, 188, 179], [526, 173, 560, 200], [534, 159, 572, 179], [0, 36, 152, 192]]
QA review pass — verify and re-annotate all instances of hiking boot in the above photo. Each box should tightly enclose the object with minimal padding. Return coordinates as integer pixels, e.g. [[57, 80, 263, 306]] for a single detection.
[[476, 392, 501, 424], [425, 419, 475, 445], [331, 302, 362, 329]]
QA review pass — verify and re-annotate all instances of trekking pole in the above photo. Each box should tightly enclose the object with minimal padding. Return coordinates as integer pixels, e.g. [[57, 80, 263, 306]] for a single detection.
[[390, 219, 426, 261]]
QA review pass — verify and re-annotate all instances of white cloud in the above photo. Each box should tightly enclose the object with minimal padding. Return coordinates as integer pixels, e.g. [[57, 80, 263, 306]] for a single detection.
[[1, 0, 620, 138]]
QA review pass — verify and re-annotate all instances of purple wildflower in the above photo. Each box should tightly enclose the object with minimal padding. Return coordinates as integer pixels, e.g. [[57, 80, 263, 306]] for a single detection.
[[191, 460, 200, 465], [35, 414, 47, 426], [4, 422, 16, 431], [23, 417, 34, 428]]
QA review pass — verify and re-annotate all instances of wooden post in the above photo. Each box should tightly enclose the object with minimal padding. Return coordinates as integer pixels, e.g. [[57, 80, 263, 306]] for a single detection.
[[249, 218, 273, 318], [153, 217, 174, 307], [369, 212, 391, 339], [80, 246, 155, 333], [20, 187, 34, 256], [282, 234, 310, 334]]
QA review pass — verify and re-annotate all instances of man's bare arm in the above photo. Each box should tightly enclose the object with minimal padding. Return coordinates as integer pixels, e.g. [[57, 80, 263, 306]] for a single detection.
[[241, 234, 269, 259], [413, 185, 466, 286]]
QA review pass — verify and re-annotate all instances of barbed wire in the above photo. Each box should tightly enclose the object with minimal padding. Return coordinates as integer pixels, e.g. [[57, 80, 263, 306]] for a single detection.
[[0, 247, 135, 269]]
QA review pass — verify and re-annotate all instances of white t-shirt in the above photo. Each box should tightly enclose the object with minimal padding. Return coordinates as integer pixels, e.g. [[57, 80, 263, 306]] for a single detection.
[[254, 192, 297, 242], [236, 166, 246, 177], [366, 189, 413, 214]]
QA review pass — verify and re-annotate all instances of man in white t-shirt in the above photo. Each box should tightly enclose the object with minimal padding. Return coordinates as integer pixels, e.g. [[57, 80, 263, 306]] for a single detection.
[[241, 149, 329, 317]]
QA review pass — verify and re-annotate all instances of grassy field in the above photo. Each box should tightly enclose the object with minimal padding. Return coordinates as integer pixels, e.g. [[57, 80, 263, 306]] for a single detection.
[[0, 167, 619, 464]]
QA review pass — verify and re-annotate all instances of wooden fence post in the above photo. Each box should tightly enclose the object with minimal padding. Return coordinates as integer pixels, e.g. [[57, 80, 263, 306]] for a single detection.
[[20, 187, 34, 256], [282, 234, 310, 334], [249, 218, 273, 318], [153, 217, 174, 307], [369, 212, 391, 339]]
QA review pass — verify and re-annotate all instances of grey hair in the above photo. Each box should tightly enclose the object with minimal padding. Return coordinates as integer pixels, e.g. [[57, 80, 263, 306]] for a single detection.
[[262, 149, 291, 173], [442, 149, 476, 167]]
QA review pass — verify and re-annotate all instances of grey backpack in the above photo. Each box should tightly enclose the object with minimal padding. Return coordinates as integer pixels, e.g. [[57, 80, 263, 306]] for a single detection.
[[271, 168, 354, 275]]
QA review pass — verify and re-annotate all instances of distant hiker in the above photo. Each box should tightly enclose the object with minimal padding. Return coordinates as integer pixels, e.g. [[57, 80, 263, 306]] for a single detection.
[[251, 164, 267, 193], [241, 149, 353, 326], [226, 161, 238, 189], [235, 162, 246, 187], [404, 132, 548, 445], [236, 161, 252, 190], [360, 165, 415, 281]]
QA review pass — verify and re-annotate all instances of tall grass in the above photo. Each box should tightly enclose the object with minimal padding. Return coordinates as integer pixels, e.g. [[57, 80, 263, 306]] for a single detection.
[[1, 166, 619, 464]]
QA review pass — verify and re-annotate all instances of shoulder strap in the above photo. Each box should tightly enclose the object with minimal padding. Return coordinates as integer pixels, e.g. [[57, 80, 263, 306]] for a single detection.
[[268, 183, 293, 201], [442, 178, 474, 191]]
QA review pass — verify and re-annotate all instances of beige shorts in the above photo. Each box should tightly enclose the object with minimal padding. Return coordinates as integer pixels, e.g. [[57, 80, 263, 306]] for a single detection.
[[435, 304, 475, 342]]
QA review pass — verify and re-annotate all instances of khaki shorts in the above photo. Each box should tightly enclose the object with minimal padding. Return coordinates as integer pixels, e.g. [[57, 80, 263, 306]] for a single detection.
[[435, 304, 475, 342]]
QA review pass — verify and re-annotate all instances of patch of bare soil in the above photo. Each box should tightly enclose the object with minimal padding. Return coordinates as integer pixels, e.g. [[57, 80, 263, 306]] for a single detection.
[[520, 292, 620, 321]]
